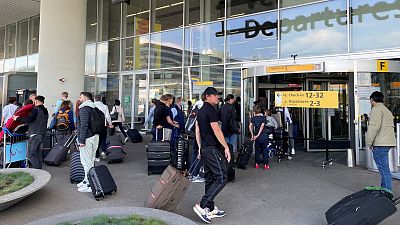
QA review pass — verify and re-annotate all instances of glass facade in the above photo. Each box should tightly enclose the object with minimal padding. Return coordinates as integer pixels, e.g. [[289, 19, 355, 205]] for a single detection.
[[83, 0, 400, 124]]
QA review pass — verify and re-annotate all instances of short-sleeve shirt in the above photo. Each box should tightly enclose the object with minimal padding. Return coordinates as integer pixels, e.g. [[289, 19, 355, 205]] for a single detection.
[[197, 102, 220, 147], [251, 115, 269, 142], [2, 104, 18, 123], [153, 102, 173, 129]]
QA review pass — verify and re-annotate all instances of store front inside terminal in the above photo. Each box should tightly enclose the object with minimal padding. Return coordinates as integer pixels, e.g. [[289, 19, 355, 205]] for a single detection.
[[241, 60, 400, 173]]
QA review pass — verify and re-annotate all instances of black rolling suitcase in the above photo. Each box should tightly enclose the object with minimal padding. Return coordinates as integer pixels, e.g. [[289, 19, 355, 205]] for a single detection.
[[124, 124, 143, 143], [325, 187, 398, 225], [147, 130, 171, 175], [44, 133, 76, 166], [106, 146, 126, 163], [171, 135, 189, 171], [236, 140, 253, 169], [87, 165, 117, 201], [70, 151, 84, 183], [226, 143, 235, 182], [42, 129, 55, 159]]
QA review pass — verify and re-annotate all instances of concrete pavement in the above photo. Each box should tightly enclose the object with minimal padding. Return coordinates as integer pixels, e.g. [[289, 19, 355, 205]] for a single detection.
[[1, 135, 400, 225]]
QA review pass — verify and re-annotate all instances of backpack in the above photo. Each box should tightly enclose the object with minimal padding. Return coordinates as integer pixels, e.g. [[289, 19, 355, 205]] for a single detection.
[[56, 110, 70, 131], [185, 106, 200, 136], [90, 107, 106, 134]]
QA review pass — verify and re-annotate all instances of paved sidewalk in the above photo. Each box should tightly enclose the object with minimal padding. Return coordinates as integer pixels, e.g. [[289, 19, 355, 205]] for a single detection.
[[1, 135, 400, 225]]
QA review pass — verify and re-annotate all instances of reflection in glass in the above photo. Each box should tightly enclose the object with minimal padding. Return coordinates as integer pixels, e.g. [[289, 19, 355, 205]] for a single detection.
[[84, 75, 96, 93], [16, 20, 28, 57], [96, 42, 108, 74], [29, 17, 40, 54], [153, 0, 183, 31], [351, 0, 400, 52], [122, 35, 149, 71], [227, 0, 277, 18], [100, 0, 121, 41], [150, 29, 183, 69], [86, 0, 97, 42], [202, 66, 224, 94], [0, 60, 3, 73], [5, 24, 16, 59], [0, 28, 5, 60], [226, 12, 278, 62], [28, 54, 38, 72], [280, 1, 347, 58], [85, 44, 96, 74], [183, 67, 200, 102], [183, 66, 224, 101], [185, 22, 224, 66], [97, 73, 119, 105], [134, 74, 147, 129], [186, 0, 225, 25], [15, 56, 27, 72], [3, 59, 15, 72], [108, 41, 120, 72], [149, 69, 182, 99], [122, 75, 133, 122], [226, 69, 241, 98], [281, 0, 321, 8], [124, 0, 150, 37]]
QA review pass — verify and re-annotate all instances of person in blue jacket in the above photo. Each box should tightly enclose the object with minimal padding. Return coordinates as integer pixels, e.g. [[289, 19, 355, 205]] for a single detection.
[[50, 100, 75, 141]]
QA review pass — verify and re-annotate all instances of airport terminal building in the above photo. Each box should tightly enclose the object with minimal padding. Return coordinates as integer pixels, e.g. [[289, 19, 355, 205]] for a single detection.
[[0, 0, 400, 168]]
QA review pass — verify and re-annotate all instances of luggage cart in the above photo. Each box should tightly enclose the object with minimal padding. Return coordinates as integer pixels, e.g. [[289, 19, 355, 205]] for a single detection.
[[1, 126, 29, 169]]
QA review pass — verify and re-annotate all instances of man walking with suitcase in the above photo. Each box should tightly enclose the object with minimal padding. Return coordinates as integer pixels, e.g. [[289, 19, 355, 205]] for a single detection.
[[94, 95, 113, 161], [13, 95, 49, 169], [367, 91, 396, 191], [76, 92, 99, 193], [193, 87, 231, 224]]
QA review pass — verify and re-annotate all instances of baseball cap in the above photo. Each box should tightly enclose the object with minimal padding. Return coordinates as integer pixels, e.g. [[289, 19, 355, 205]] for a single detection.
[[202, 87, 222, 96]]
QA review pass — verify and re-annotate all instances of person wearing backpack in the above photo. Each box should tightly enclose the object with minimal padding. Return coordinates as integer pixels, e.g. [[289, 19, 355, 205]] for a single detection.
[[110, 99, 129, 142], [54, 92, 76, 125], [94, 95, 113, 161], [50, 100, 75, 141], [219, 94, 240, 153], [76, 92, 100, 193]]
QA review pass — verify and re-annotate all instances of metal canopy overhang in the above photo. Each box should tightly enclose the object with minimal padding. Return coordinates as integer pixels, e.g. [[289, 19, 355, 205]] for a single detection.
[[0, 0, 40, 27]]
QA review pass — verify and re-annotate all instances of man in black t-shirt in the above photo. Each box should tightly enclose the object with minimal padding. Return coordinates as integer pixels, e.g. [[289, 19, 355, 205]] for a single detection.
[[193, 87, 231, 224]]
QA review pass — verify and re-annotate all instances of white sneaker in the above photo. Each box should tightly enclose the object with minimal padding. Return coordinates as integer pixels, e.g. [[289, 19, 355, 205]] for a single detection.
[[193, 203, 211, 224], [100, 152, 106, 158], [192, 176, 205, 183], [208, 206, 226, 218], [76, 181, 87, 188], [78, 186, 92, 193], [95, 158, 101, 162], [124, 137, 129, 142], [291, 148, 295, 155]]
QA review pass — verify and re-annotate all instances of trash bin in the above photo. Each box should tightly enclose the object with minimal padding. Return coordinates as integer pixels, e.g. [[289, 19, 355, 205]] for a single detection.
[[347, 148, 355, 167]]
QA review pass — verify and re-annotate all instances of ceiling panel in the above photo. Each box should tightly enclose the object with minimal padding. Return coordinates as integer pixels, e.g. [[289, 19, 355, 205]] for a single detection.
[[0, 0, 40, 27]]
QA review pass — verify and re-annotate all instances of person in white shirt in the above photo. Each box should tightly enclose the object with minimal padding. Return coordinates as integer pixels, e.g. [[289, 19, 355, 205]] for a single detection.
[[283, 107, 295, 155], [94, 95, 113, 161], [110, 99, 128, 142], [2, 97, 18, 126], [265, 109, 278, 129]]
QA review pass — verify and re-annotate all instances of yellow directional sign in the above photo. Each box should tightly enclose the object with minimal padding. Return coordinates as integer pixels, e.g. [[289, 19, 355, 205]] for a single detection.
[[275, 91, 339, 108]]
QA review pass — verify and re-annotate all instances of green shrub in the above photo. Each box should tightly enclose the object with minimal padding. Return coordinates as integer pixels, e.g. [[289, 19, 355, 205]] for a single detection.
[[0, 172, 34, 196], [58, 215, 167, 225]]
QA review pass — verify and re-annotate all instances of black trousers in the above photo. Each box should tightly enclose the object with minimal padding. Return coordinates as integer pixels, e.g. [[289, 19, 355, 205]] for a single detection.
[[96, 129, 108, 158], [110, 122, 127, 138], [200, 146, 227, 211], [28, 134, 44, 169]]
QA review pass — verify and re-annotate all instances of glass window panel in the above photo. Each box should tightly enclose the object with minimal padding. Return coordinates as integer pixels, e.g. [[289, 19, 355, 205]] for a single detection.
[[85, 44, 96, 74], [226, 69, 241, 98], [96, 42, 108, 73], [153, 0, 184, 31], [15, 56, 27, 71], [124, 0, 150, 37], [0, 60, 3, 73], [185, 22, 224, 66], [149, 69, 183, 99], [84, 75, 96, 93], [150, 29, 183, 68], [133, 73, 147, 129], [108, 40, 120, 72], [100, 0, 121, 41], [5, 24, 16, 59], [3, 59, 14, 72], [29, 17, 40, 54], [280, 0, 347, 58], [183, 67, 200, 102], [16, 20, 29, 57], [122, 35, 149, 71], [227, 0, 277, 18], [202, 66, 224, 94], [28, 54, 38, 72], [186, 0, 225, 25], [281, 0, 323, 8], [226, 12, 278, 62], [0, 28, 5, 59], [96, 73, 119, 105], [86, 0, 98, 42], [121, 74, 133, 122], [351, 0, 400, 52]]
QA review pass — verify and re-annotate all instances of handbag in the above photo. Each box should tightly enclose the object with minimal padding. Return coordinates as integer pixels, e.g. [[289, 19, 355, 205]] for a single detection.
[[111, 106, 119, 121]]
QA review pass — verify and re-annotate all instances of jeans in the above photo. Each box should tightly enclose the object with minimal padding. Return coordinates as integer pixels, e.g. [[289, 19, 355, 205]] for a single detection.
[[255, 139, 269, 165], [190, 139, 203, 177], [111, 122, 127, 138], [372, 146, 392, 191], [80, 135, 99, 183], [200, 146, 227, 211], [28, 134, 44, 169], [96, 129, 107, 158], [225, 134, 237, 152]]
